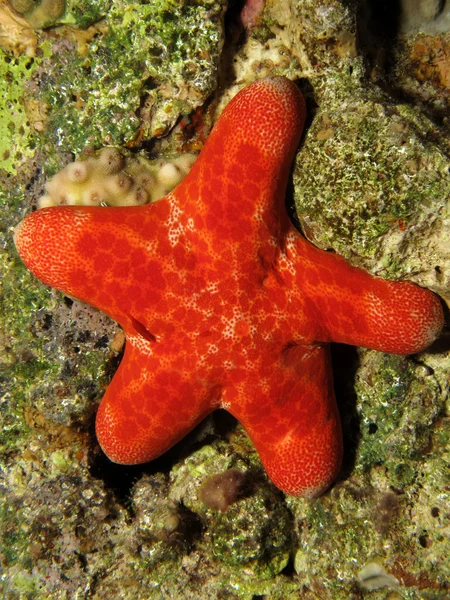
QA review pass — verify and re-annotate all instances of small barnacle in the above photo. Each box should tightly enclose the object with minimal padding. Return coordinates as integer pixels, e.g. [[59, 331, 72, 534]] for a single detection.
[[41, 0, 65, 20], [134, 172, 157, 192], [123, 186, 149, 206], [199, 469, 247, 512], [97, 147, 124, 175], [156, 154, 197, 191], [158, 161, 183, 189], [175, 153, 197, 172], [134, 186, 149, 205], [64, 191, 82, 205], [81, 185, 108, 206], [44, 174, 68, 204], [66, 161, 89, 184], [37, 193, 54, 208], [23, 0, 66, 29], [105, 173, 133, 198]]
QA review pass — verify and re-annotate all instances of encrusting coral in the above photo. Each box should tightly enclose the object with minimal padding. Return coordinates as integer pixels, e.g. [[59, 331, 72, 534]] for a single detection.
[[38, 148, 198, 208]]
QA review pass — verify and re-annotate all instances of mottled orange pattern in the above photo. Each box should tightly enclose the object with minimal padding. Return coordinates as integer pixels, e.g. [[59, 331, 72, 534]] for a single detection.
[[14, 78, 443, 497]]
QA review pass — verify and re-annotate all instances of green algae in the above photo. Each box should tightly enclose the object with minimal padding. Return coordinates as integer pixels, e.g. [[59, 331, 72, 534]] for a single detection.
[[207, 491, 291, 577], [0, 38, 53, 175], [0, 500, 32, 570], [127, 450, 297, 598], [65, 0, 112, 28], [166, 441, 292, 580], [354, 351, 445, 483], [0, 184, 58, 456], [290, 476, 449, 598], [124, 554, 300, 600], [0, 50, 39, 175], [1, 256, 56, 359]]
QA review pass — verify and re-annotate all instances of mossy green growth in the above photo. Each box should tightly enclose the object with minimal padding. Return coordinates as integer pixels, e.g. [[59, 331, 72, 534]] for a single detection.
[[1, 256, 55, 360], [250, 14, 278, 45], [290, 489, 380, 595], [0, 499, 32, 569], [168, 440, 292, 580], [294, 65, 449, 262], [354, 352, 444, 482], [65, 0, 112, 28], [39, 0, 225, 153], [0, 255, 58, 456], [0, 49, 40, 175], [207, 490, 291, 578], [0, 181, 59, 456], [9, 572, 39, 598]]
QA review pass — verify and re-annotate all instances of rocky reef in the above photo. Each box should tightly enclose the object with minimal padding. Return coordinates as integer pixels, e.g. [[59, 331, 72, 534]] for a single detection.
[[1, 0, 449, 598]]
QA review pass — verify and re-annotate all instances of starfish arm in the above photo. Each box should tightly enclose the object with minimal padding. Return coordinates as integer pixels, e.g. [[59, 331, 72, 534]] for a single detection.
[[228, 345, 343, 497], [290, 234, 444, 355], [96, 336, 217, 464], [13, 202, 188, 329], [176, 77, 306, 256]]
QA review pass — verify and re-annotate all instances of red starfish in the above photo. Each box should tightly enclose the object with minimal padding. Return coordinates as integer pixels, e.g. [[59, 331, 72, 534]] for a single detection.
[[14, 77, 443, 497]]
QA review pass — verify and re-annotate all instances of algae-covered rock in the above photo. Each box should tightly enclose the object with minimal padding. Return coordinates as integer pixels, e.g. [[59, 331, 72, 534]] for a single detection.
[[65, 0, 112, 29], [0, 46, 49, 175], [1, 0, 449, 597], [120, 438, 298, 598], [293, 63, 450, 295], [354, 351, 445, 477], [168, 441, 292, 579], [33, 0, 226, 154], [0, 443, 128, 598]]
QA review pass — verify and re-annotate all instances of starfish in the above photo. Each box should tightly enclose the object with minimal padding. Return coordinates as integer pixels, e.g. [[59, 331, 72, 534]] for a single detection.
[[14, 77, 443, 497]]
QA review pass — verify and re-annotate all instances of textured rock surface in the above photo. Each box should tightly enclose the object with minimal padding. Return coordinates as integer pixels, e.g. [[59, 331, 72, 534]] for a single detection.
[[1, 0, 449, 598]]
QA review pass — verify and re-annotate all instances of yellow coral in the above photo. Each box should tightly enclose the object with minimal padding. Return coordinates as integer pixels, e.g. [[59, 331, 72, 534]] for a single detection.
[[38, 148, 198, 209], [40, 0, 64, 20], [9, 0, 65, 29]]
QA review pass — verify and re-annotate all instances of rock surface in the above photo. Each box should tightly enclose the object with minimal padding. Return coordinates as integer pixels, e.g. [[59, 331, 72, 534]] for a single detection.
[[1, 0, 449, 598]]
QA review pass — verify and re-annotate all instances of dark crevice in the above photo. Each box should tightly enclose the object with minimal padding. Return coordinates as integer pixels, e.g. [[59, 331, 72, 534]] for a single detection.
[[88, 411, 238, 508], [285, 78, 317, 234], [356, 0, 450, 148], [280, 553, 296, 577], [216, 0, 251, 95], [357, 0, 402, 78], [330, 343, 361, 484]]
